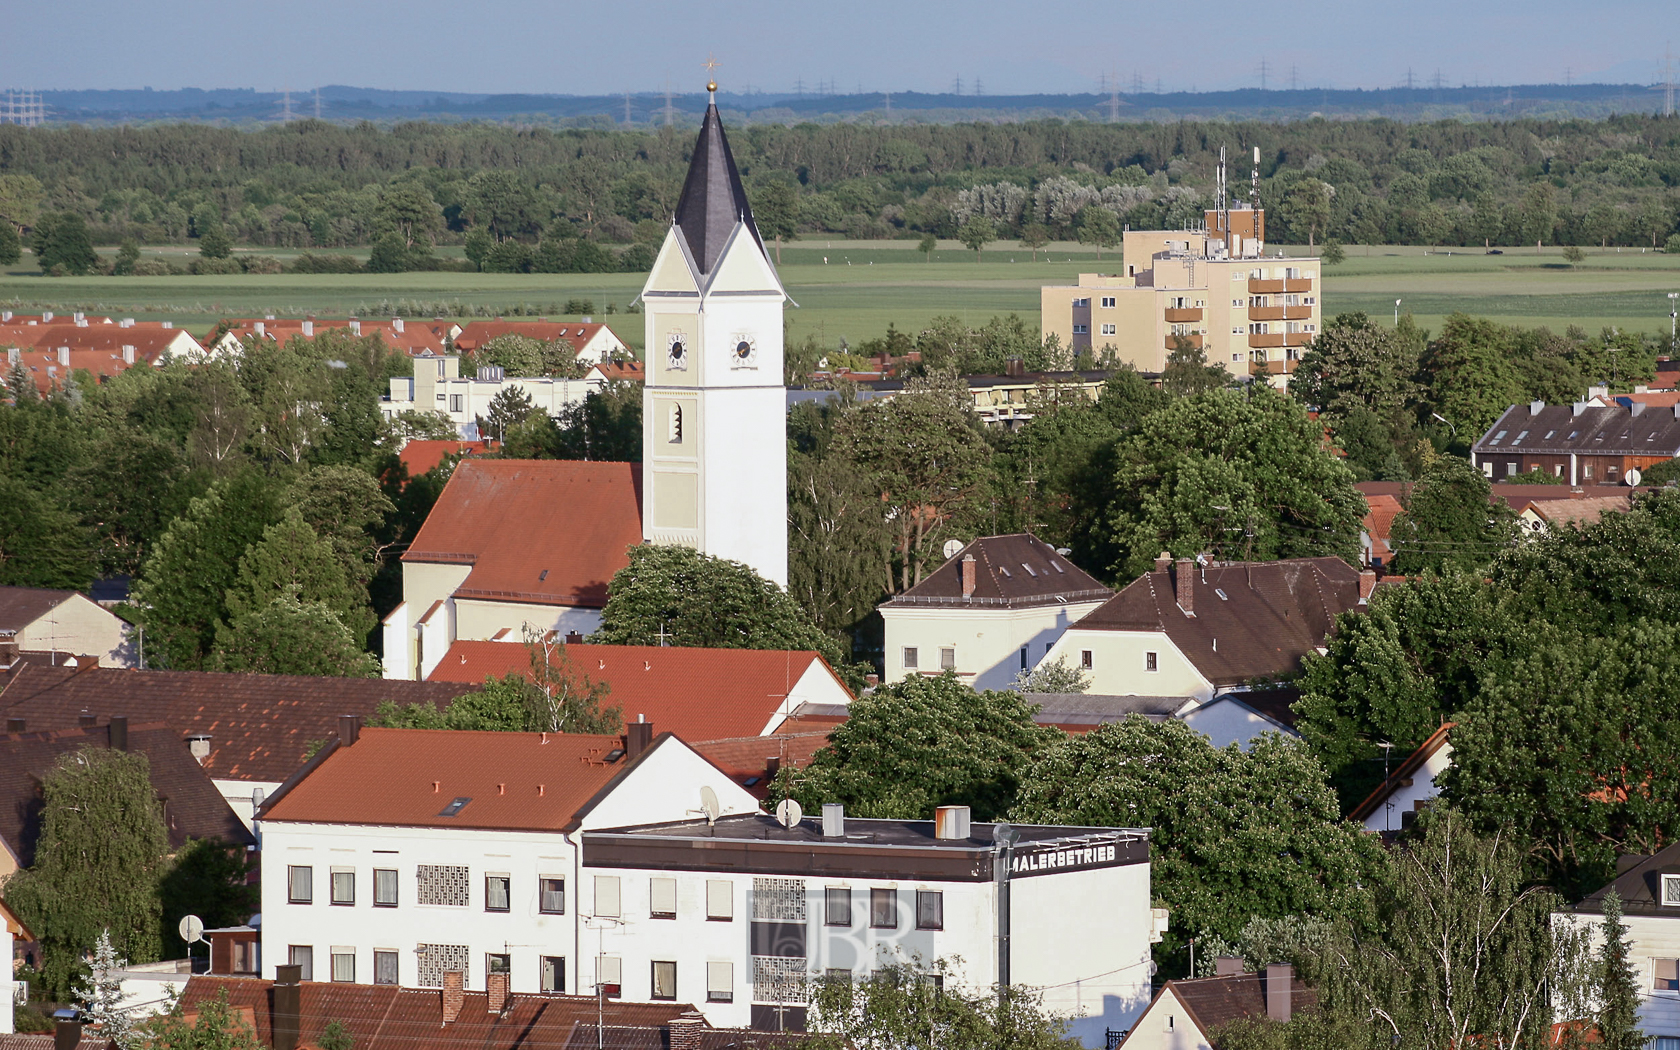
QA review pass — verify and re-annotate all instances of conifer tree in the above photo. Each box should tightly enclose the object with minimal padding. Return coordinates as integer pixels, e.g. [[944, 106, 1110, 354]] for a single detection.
[[75, 931, 137, 1050], [1596, 891, 1644, 1050]]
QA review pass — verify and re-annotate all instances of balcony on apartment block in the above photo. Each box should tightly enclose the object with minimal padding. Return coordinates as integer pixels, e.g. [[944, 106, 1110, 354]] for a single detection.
[[1165, 333, 1204, 350], [1163, 307, 1203, 323], [1248, 278, 1315, 294]]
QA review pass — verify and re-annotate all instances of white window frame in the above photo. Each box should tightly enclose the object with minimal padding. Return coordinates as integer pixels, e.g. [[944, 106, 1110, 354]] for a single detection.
[[707, 961, 734, 1003], [330, 948, 355, 983], [1663, 873, 1680, 905]]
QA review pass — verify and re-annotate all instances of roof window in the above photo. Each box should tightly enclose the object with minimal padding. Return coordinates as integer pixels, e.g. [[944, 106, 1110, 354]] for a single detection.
[[1050, 561, 1065, 573], [998, 566, 1011, 578], [1544, 430, 1556, 439], [1567, 431, 1578, 440], [1021, 563, 1037, 577], [1512, 430, 1528, 446], [1489, 430, 1507, 445], [1214, 588, 1229, 601], [438, 797, 472, 817]]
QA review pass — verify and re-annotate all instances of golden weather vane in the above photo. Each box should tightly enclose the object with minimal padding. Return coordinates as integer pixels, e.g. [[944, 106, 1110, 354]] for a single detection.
[[704, 53, 720, 93]]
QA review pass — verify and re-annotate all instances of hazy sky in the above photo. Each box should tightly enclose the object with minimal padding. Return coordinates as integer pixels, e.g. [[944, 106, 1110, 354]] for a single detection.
[[14, 0, 1678, 95]]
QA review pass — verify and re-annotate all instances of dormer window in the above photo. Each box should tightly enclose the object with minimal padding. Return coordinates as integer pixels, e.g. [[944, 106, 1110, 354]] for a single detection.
[[1663, 873, 1680, 905]]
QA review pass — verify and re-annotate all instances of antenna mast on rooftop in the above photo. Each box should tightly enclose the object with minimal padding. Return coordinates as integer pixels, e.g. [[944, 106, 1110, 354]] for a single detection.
[[1216, 145, 1229, 232], [1250, 145, 1261, 214]]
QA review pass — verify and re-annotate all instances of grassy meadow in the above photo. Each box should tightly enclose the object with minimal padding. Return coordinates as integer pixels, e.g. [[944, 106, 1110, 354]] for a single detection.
[[3, 240, 1679, 354]]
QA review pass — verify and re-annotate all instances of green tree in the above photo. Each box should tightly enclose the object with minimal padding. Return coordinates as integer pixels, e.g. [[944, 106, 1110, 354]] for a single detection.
[[366, 232, 409, 274], [464, 228, 494, 271], [0, 220, 25, 265], [788, 400, 891, 634], [0, 476, 96, 589], [76, 931, 138, 1050], [1594, 891, 1643, 1050], [917, 232, 938, 262], [774, 673, 1062, 821], [1160, 335, 1228, 396], [832, 375, 992, 591], [593, 545, 861, 683], [754, 180, 799, 266], [221, 507, 375, 643], [157, 839, 259, 958], [957, 215, 995, 260], [372, 636, 621, 734], [3, 748, 168, 998], [1019, 223, 1050, 261], [1519, 183, 1558, 252], [1562, 243, 1585, 265], [808, 961, 1078, 1050], [478, 385, 539, 443], [31, 211, 98, 275], [1010, 655, 1090, 694], [197, 222, 232, 260], [1321, 811, 1591, 1050], [318, 1022, 353, 1050], [238, 340, 333, 464], [1290, 313, 1421, 419], [147, 990, 265, 1050], [1075, 207, 1120, 259], [1281, 179, 1333, 249], [289, 465, 395, 590], [1099, 386, 1366, 579], [209, 592, 380, 677], [113, 239, 141, 275], [132, 473, 286, 669], [1320, 237, 1346, 266], [0, 173, 45, 232], [372, 183, 443, 249], [1420, 313, 1525, 436], [1388, 455, 1516, 575]]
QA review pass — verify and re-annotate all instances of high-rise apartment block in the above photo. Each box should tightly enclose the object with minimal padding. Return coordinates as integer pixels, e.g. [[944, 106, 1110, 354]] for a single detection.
[[1040, 152, 1322, 387]]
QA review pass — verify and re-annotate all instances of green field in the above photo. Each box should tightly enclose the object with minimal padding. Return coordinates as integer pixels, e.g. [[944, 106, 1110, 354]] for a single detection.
[[4, 241, 1680, 352]]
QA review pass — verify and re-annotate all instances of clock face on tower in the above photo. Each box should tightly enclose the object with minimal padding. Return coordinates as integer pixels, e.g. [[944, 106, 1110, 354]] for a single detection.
[[730, 332, 758, 368], [665, 331, 688, 370]]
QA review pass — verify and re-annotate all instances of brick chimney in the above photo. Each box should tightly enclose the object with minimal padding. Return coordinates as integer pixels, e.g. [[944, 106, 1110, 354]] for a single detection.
[[109, 715, 128, 752], [1359, 569, 1377, 604], [668, 1010, 706, 1050], [626, 718, 653, 759], [338, 714, 362, 746], [960, 554, 977, 597], [1264, 963, 1293, 1022], [5, 717, 23, 734], [486, 972, 509, 1014], [442, 971, 464, 1023], [1154, 551, 1172, 574], [273, 964, 302, 1050], [393, 317, 405, 333], [1175, 557, 1195, 615], [55, 1017, 83, 1050]]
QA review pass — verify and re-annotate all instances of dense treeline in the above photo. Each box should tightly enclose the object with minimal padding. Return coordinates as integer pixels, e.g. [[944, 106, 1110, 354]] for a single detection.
[[2, 114, 1680, 262]]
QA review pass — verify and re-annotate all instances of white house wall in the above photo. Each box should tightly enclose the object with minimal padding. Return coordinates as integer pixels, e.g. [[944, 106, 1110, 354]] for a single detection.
[[575, 739, 758, 832], [1115, 986, 1213, 1050], [1014, 861, 1156, 1044], [881, 601, 1108, 692], [1559, 912, 1680, 1040], [1044, 629, 1213, 700], [452, 600, 602, 649], [214, 778, 284, 832], [18, 593, 135, 667], [1362, 743, 1453, 835], [1180, 698, 1297, 751], [1, 924, 12, 1033]]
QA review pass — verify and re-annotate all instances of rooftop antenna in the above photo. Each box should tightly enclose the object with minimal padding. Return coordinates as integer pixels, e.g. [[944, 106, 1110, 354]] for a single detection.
[[775, 798, 803, 829], [1250, 144, 1261, 214], [1216, 145, 1229, 231]]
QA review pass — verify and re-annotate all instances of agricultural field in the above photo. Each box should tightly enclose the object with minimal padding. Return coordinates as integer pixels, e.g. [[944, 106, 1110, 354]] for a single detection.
[[3, 240, 1679, 354]]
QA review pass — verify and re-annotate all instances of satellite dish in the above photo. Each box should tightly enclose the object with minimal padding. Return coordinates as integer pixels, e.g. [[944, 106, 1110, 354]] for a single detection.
[[943, 539, 965, 559], [776, 798, 804, 829], [178, 915, 205, 945], [699, 785, 720, 826], [1626, 468, 1642, 487], [992, 822, 1019, 847]]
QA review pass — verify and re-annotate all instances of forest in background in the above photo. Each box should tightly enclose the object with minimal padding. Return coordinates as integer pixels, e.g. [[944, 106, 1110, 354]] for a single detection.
[[1, 114, 1679, 273]]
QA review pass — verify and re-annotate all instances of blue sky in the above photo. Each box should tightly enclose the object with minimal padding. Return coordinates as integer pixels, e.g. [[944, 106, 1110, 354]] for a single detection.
[[15, 0, 1678, 95]]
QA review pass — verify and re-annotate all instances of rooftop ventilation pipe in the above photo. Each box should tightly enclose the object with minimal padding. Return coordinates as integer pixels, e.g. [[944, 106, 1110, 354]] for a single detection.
[[960, 554, 977, 597], [934, 805, 972, 840], [822, 803, 845, 838], [273, 964, 302, 1050], [109, 716, 128, 752], [1265, 963, 1294, 1022], [338, 714, 361, 746]]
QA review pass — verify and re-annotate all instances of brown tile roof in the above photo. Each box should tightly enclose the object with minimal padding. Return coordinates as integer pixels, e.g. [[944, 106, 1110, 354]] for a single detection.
[[1356, 480, 1602, 511], [1475, 402, 1680, 458], [1361, 494, 1402, 561], [1577, 840, 1680, 918], [1157, 972, 1317, 1036], [0, 1036, 116, 1050], [884, 534, 1112, 608], [0, 722, 253, 865], [1524, 495, 1630, 526], [0, 664, 472, 783], [396, 439, 495, 477], [257, 727, 665, 832], [177, 977, 688, 1050], [691, 730, 834, 797], [404, 460, 643, 609], [1072, 558, 1361, 688], [451, 321, 623, 355], [1348, 722, 1453, 822], [425, 642, 848, 741], [0, 586, 77, 633]]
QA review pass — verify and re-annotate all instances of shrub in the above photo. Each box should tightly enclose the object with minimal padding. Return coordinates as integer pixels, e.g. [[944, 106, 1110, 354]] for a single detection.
[[130, 259, 175, 276], [189, 257, 244, 276], [289, 253, 364, 274], [240, 255, 284, 275]]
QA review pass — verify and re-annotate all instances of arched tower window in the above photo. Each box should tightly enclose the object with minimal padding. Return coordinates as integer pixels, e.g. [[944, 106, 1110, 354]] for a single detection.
[[667, 403, 683, 444]]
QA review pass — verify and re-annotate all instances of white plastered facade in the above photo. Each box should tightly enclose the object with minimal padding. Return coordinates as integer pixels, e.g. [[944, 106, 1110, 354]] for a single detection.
[[255, 738, 758, 992], [1557, 907, 1680, 1042], [382, 356, 613, 437], [13, 592, 136, 667], [881, 600, 1109, 692], [1043, 628, 1214, 701], [640, 224, 788, 589]]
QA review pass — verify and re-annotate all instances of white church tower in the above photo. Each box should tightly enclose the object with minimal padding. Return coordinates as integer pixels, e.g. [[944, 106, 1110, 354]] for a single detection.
[[639, 81, 789, 588]]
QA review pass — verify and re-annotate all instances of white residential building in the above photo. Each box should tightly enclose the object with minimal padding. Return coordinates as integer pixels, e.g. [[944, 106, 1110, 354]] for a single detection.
[[1561, 845, 1680, 1046], [382, 356, 632, 437], [255, 724, 758, 997], [1, 900, 28, 1033], [579, 804, 1163, 1045], [0, 586, 136, 667], [879, 534, 1112, 692], [1348, 724, 1453, 835], [1118, 963, 1315, 1050]]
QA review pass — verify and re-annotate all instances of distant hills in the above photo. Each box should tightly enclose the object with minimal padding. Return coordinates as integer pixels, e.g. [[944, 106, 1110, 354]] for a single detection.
[[14, 82, 1676, 127]]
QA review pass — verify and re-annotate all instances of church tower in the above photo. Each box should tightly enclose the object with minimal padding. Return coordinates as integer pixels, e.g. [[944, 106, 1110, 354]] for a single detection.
[[639, 83, 789, 588]]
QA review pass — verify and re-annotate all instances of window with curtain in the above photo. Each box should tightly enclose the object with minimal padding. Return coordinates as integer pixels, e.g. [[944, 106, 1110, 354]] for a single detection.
[[288, 866, 312, 904], [485, 875, 510, 912], [373, 868, 398, 906], [331, 870, 354, 905], [373, 951, 398, 986], [540, 877, 565, 914], [651, 961, 677, 1000]]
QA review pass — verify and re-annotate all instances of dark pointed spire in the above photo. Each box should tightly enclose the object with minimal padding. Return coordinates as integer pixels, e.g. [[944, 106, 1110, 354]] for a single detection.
[[673, 97, 764, 276]]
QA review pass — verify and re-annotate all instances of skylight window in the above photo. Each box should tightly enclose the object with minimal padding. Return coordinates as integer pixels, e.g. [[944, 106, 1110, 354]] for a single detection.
[[1544, 430, 1556, 439], [1513, 430, 1528, 446], [998, 566, 1011, 578], [1050, 561, 1065, 573], [1021, 563, 1038, 577], [1567, 431, 1578, 440], [438, 797, 472, 817], [1214, 588, 1229, 601]]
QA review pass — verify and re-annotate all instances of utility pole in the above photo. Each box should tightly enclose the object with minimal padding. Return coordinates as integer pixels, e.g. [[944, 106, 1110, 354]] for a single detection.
[[1289, 65, 1298, 91], [1405, 67, 1416, 91], [662, 82, 675, 126], [952, 75, 964, 95], [1257, 58, 1269, 91], [314, 89, 322, 119]]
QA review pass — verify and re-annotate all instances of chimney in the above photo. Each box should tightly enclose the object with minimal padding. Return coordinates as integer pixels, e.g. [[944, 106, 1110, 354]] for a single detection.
[[1573, 401, 1588, 416], [273, 964, 302, 1050], [42, 311, 52, 322], [1005, 356, 1025, 377], [564, 631, 584, 644], [1529, 400, 1544, 415], [393, 317, 404, 333], [349, 320, 362, 336], [1, 310, 10, 321], [934, 805, 971, 840], [254, 321, 265, 338], [161, 321, 172, 329], [960, 554, 977, 597], [1359, 569, 1376, 605], [4, 717, 23, 734], [1214, 956, 1245, 977], [187, 733, 212, 763], [109, 715, 128, 752], [626, 719, 653, 759], [442, 971, 464, 1024], [54, 1016, 83, 1050], [1154, 551, 1172, 574], [1632, 401, 1648, 417], [301, 320, 314, 338], [338, 714, 361, 746], [822, 803, 846, 838], [864, 673, 879, 688], [486, 972, 509, 1014], [1175, 557, 1195, 615], [764, 756, 781, 782], [6, 347, 18, 366], [73, 311, 84, 323], [669, 1011, 705, 1050], [57, 346, 70, 366], [78, 712, 96, 728], [122, 344, 135, 365], [1264, 963, 1293, 1023]]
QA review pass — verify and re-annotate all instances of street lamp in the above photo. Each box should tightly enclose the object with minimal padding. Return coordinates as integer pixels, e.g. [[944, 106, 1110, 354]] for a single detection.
[[1668, 292, 1677, 351], [1430, 412, 1457, 439], [1395, 299, 1402, 327]]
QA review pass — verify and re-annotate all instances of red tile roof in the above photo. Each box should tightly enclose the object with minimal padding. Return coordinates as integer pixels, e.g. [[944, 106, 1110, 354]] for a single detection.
[[404, 460, 643, 609], [0, 663, 472, 783], [425, 642, 845, 741], [1523, 494, 1630, 527], [397, 439, 495, 477], [0, 1036, 115, 1050], [258, 727, 656, 832], [594, 361, 645, 382], [177, 976, 689, 1050], [214, 319, 447, 357], [690, 731, 833, 798], [0, 721, 254, 864], [452, 321, 624, 355], [1362, 493, 1403, 561]]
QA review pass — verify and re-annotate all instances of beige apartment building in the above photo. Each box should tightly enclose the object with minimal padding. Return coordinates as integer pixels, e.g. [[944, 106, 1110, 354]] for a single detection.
[[1041, 203, 1322, 387]]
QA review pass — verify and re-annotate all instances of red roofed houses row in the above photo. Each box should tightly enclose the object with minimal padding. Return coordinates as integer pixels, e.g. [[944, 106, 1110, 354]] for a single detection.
[[1, 317, 203, 395], [206, 318, 450, 358], [451, 321, 628, 364], [383, 460, 644, 680]]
